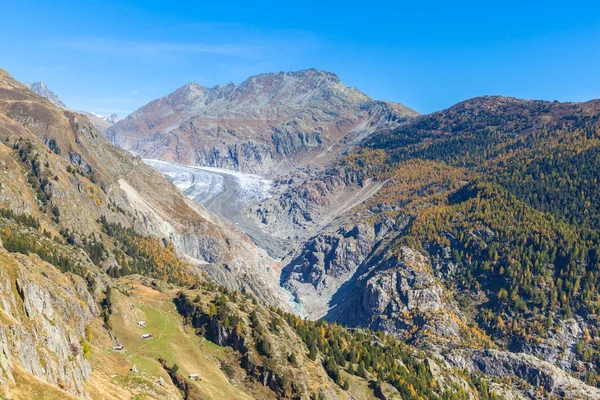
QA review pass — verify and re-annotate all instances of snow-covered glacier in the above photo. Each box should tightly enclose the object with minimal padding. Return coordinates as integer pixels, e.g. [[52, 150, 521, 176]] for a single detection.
[[144, 159, 272, 207], [144, 159, 284, 255]]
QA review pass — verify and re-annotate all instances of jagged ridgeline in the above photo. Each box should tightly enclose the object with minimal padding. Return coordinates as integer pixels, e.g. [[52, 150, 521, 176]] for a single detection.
[[105, 69, 418, 175]]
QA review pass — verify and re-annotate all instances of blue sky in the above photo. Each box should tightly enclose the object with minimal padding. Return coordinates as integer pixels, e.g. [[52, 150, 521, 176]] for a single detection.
[[1, 0, 599, 115]]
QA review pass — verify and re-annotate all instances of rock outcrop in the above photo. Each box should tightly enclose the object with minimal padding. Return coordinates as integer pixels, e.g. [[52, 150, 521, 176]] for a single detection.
[[324, 247, 464, 343], [446, 348, 600, 399], [23, 81, 67, 109], [0, 248, 97, 398]]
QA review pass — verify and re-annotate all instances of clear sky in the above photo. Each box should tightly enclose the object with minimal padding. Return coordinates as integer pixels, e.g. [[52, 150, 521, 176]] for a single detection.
[[2, 0, 599, 115]]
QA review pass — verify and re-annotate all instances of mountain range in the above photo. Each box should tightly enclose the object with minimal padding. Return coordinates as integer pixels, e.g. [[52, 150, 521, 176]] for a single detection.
[[24, 81, 121, 131], [105, 69, 417, 175], [3, 67, 600, 399]]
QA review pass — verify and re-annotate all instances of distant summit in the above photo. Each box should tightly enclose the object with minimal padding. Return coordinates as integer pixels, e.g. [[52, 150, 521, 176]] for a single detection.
[[82, 111, 122, 131], [89, 112, 122, 124], [24, 81, 67, 109], [23, 80, 120, 131]]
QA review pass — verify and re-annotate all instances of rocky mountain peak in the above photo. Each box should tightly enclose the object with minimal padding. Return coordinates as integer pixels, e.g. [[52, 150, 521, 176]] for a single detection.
[[158, 81, 210, 110], [136, 69, 386, 123], [106, 68, 418, 174], [24, 81, 67, 109], [89, 112, 122, 124], [180, 81, 206, 94]]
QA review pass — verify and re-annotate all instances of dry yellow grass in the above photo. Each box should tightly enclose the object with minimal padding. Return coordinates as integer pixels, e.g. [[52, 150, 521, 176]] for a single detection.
[[9, 365, 78, 400], [98, 279, 254, 400]]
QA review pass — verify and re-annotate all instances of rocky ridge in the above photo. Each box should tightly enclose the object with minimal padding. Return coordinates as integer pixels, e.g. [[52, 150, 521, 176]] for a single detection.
[[0, 246, 98, 398]]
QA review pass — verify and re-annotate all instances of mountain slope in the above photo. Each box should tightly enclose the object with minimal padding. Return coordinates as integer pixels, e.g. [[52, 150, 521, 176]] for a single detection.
[[247, 95, 600, 396], [0, 66, 310, 397], [4, 63, 600, 399], [105, 69, 418, 175]]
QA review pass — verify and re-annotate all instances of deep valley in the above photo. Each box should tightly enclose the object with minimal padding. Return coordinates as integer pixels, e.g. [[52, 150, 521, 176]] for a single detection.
[[3, 65, 600, 400]]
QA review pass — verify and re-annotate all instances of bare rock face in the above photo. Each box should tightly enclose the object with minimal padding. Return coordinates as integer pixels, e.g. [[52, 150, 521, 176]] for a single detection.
[[286, 222, 375, 283], [23, 82, 67, 109], [321, 246, 463, 342], [0, 249, 97, 397], [362, 248, 444, 314], [106, 69, 417, 175], [281, 220, 383, 319], [509, 316, 595, 377], [248, 162, 387, 250], [446, 348, 600, 399], [358, 247, 460, 339]]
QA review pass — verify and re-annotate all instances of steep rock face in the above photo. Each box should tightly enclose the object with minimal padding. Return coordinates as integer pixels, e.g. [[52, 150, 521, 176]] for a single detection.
[[325, 247, 463, 342], [23, 81, 67, 109], [106, 69, 417, 175], [0, 248, 97, 398], [285, 222, 376, 286], [281, 218, 400, 319], [446, 348, 600, 399], [511, 317, 592, 374]]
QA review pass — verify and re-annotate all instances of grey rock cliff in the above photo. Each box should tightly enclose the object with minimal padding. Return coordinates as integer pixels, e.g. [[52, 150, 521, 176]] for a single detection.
[[24, 81, 67, 109], [446, 348, 600, 399], [0, 249, 97, 397]]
